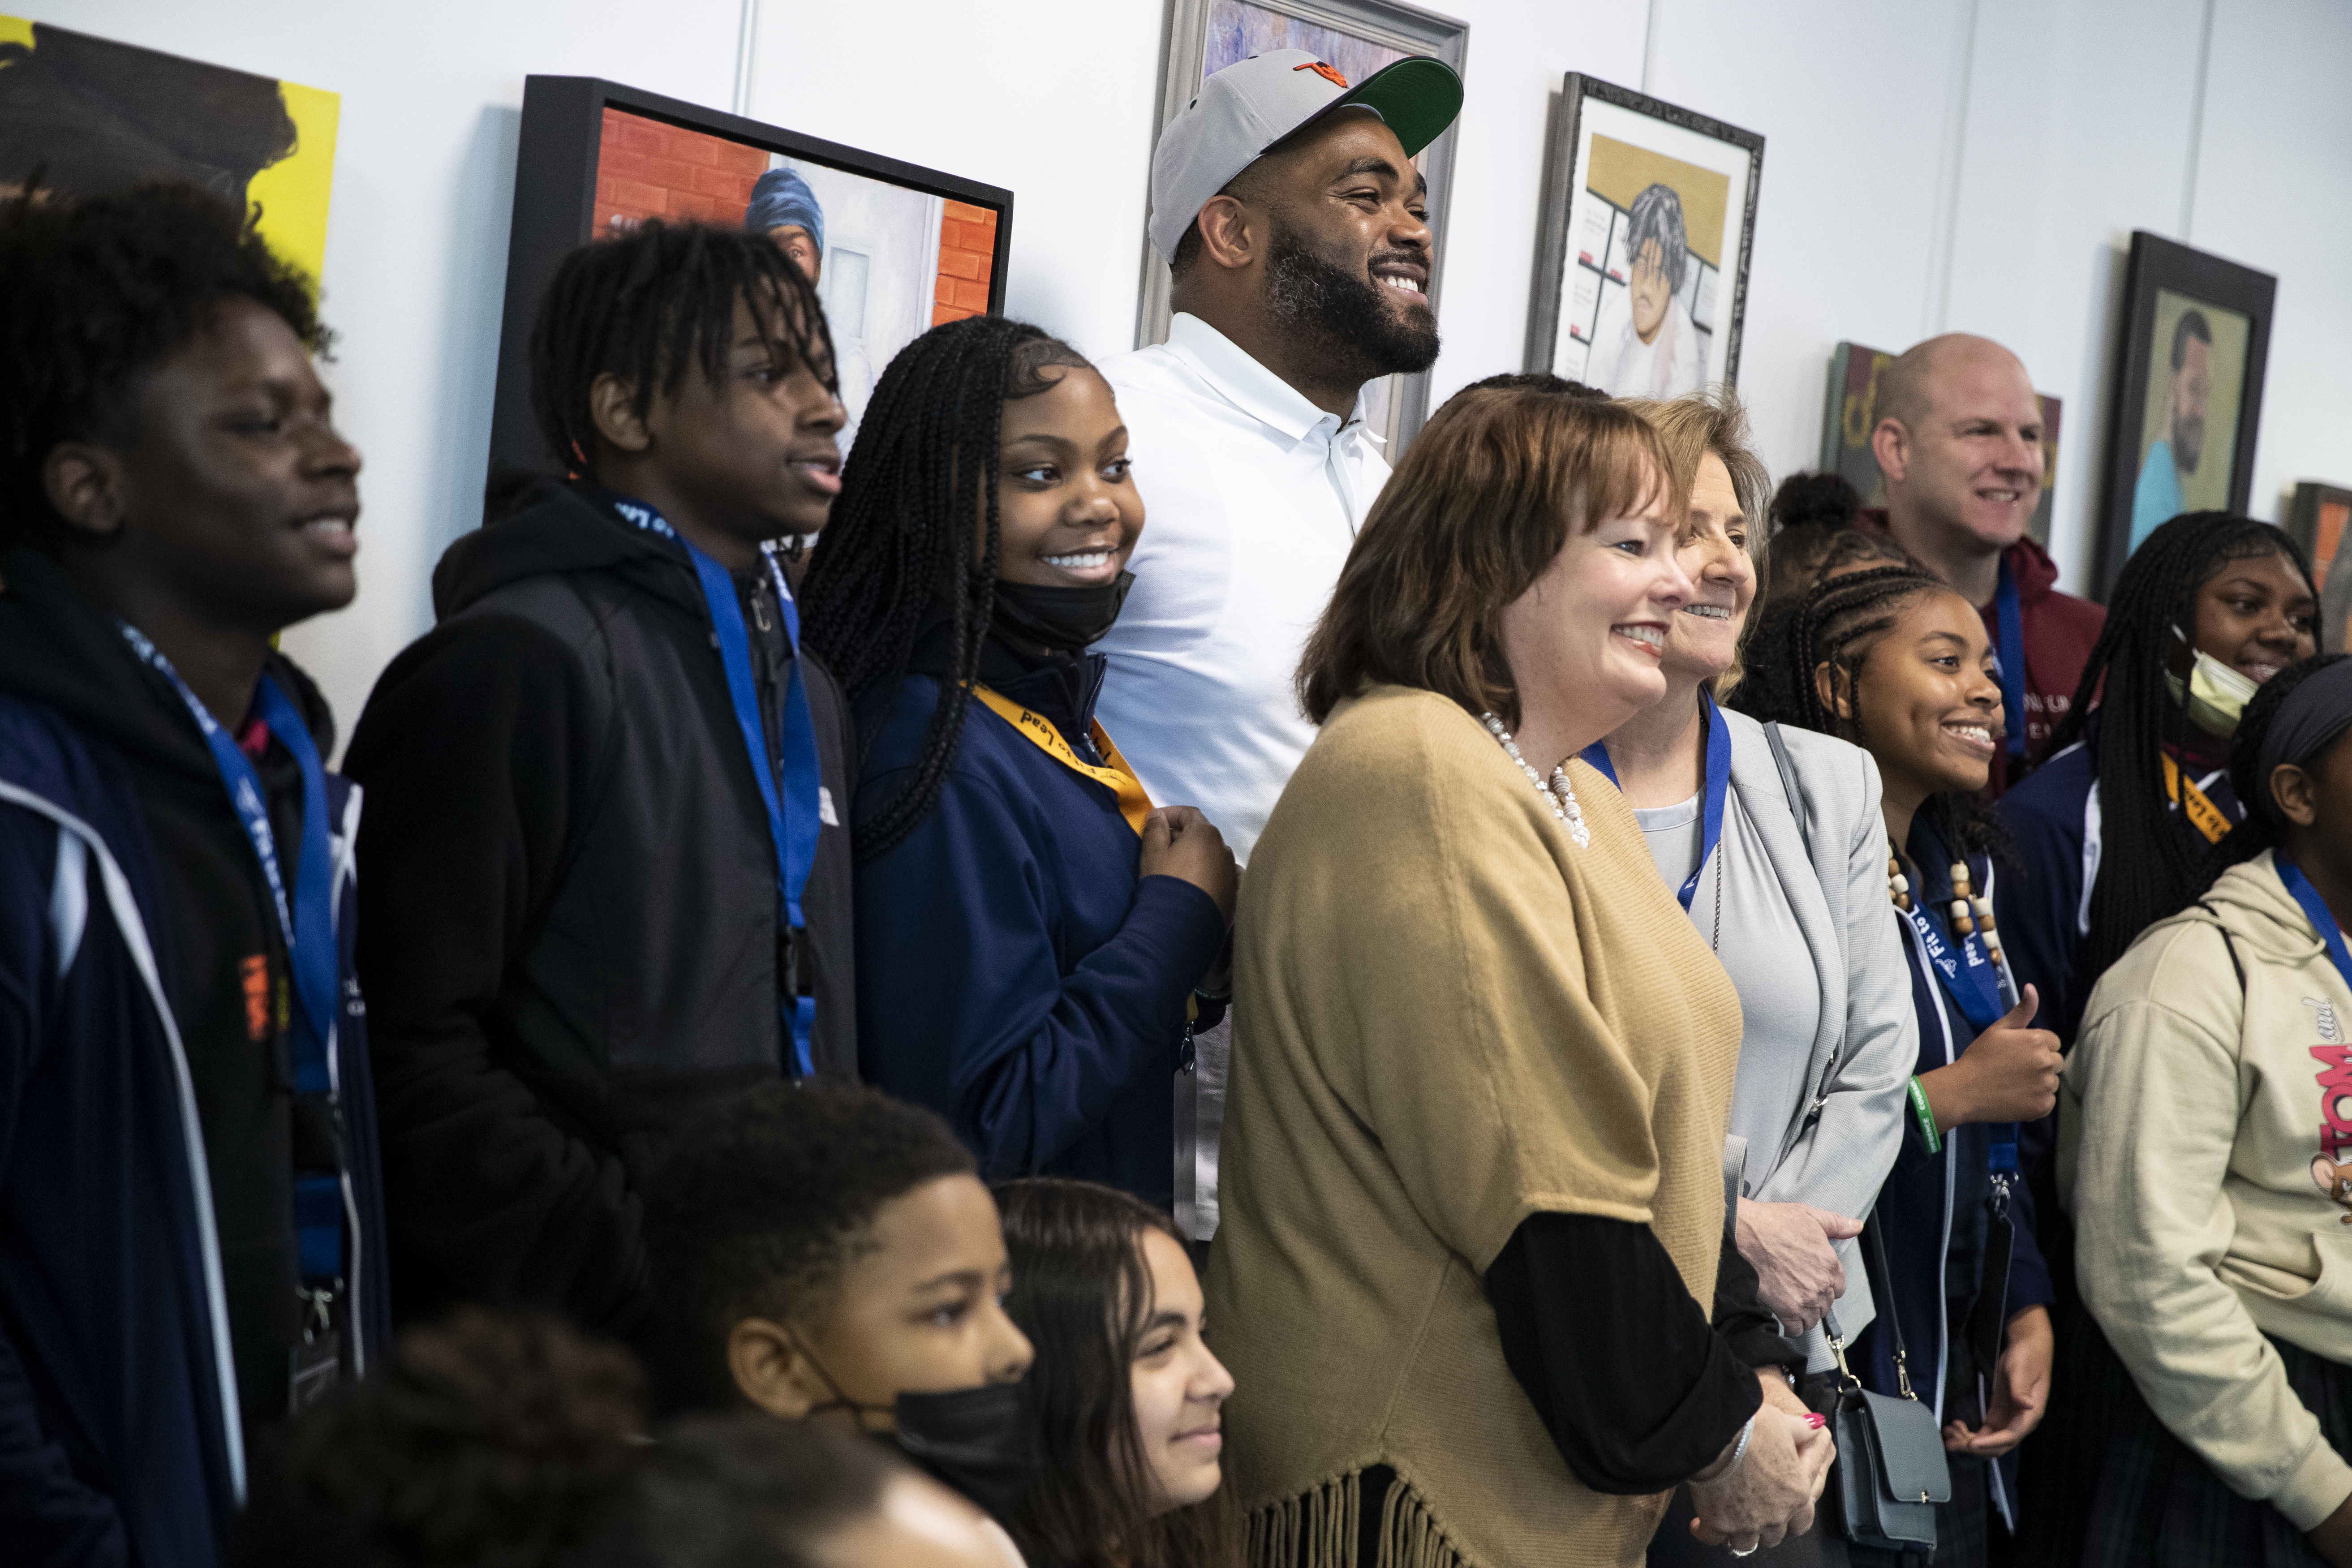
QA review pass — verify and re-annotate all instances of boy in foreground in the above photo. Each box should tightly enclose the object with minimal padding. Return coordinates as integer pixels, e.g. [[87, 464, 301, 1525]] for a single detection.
[[346, 222, 857, 1359], [0, 184, 390, 1564], [644, 1082, 1036, 1521]]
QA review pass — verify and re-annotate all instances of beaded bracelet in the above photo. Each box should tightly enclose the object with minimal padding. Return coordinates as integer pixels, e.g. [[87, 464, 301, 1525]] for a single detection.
[[1907, 1076, 1943, 1155]]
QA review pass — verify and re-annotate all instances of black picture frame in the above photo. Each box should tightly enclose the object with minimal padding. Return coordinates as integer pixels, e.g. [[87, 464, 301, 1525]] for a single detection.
[[2091, 230, 2275, 599], [1525, 73, 1762, 394], [487, 75, 1014, 487]]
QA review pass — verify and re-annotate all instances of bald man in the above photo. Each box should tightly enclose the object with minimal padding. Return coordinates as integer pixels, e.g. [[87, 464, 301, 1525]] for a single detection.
[[1860, 334, 2104, 788]]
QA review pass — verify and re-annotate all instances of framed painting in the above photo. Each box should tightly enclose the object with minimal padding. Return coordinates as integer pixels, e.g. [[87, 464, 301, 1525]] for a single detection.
[[2092, 231, 2275, 598], [0, 17, 339, 288], [1820, 340, 2063, 547], [1139, 0, 1469, 450], [1526, 74, 1761, 399], [2288, 481, 2352, 647], [488, 76, 1013, 485]]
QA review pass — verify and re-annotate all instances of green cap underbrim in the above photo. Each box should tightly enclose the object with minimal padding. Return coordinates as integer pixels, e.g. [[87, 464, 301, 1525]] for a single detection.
[[1325, 56, 1464, 159]]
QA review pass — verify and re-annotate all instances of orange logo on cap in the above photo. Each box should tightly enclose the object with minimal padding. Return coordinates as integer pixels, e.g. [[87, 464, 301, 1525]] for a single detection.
[[1296, 60, 1349, 88]]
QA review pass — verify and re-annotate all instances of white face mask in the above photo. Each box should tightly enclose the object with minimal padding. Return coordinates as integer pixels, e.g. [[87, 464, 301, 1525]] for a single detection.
[[2165, 625, 2259, 737]]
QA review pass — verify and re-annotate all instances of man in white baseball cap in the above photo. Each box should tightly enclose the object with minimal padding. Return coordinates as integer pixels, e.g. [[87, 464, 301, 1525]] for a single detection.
[[1089, 47, 1463, 1242]]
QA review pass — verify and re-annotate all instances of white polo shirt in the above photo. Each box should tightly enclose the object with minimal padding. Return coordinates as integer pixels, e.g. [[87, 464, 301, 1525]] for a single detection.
[[1092, 312, 1390, 863]]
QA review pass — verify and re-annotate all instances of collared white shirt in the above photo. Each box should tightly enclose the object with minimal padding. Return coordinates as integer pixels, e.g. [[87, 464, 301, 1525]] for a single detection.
[[1092, 312, 1390, 863]]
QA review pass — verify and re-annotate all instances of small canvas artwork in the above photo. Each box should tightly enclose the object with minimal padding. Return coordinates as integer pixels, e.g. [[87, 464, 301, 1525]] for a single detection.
[[1821, 341, 2063, 547], [0, 17, 340, 287], [1527, 76, 1760, 397], [591, 106, 997, 454]]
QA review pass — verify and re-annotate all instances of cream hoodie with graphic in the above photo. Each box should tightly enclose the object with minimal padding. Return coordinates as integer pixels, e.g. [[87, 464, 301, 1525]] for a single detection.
[[2064, 850, 2352, 1531]]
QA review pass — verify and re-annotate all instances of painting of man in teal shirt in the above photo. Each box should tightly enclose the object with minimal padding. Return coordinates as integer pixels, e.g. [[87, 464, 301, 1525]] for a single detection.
[[2130, 307, 2212, 550]]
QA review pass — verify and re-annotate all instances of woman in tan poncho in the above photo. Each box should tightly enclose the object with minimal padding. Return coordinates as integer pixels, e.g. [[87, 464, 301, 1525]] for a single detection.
[[1204, 378, 1832, 1568]]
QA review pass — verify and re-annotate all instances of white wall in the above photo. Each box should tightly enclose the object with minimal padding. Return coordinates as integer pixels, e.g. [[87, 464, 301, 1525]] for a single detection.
[[35, 0, 2352, 736]]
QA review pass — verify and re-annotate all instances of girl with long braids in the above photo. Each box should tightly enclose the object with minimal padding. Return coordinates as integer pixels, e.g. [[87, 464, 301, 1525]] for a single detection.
[[1999, 511, 2318, 1049], [2038, 652, 2352, 1567], [996, 1178, 1242, 1568], [799, 316, 1237, 1207], [1741, 565, 2066, 1565]]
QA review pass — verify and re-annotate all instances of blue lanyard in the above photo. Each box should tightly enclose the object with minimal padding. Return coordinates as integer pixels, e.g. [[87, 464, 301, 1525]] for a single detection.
[[1583, 694, 1731, 911], [1994, 557, 2027, 761], [121, 624, 346, 1280], [2277, 858, 2352, 997], [611, 499, 822, 1075], [1895, 855, 2008, 1034]]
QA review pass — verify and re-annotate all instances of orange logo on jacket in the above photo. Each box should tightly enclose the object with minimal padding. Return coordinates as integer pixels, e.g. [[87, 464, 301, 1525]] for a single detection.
[[1295, 60, 1349, 88], [241, 955, 271, 1041]]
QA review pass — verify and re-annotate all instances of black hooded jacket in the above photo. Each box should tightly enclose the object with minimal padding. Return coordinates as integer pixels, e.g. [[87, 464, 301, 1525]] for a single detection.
[[343, 477, 856, 1344]]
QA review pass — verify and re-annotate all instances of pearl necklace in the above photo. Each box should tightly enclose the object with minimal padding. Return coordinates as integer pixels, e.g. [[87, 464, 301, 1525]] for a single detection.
[[1481, 713, 1589, 849]]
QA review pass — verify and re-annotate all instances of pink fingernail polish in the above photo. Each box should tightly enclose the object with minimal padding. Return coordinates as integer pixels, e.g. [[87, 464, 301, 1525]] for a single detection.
[[1804, 1413, 1827, 1429]]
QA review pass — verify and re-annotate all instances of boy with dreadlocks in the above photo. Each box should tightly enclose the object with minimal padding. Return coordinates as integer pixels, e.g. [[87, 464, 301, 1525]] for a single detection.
[[799, 315, 1237, 1208], [0, 183, 391, 1562], [344, 221, 856, 1364], [1739, 565, 2064, 1566]]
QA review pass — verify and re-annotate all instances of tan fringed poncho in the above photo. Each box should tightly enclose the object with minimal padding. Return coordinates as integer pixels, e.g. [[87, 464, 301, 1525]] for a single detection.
[[1204, 684, 1743, 1568]]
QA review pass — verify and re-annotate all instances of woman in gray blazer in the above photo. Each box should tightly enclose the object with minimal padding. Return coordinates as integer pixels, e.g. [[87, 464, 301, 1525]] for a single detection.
[[1589, 391, 1916, 1565]]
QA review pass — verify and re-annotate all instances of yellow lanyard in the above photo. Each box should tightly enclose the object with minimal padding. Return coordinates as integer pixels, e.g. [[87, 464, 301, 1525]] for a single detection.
[[2161, 752, 2233, 845], [969, 685, 1153, 837]]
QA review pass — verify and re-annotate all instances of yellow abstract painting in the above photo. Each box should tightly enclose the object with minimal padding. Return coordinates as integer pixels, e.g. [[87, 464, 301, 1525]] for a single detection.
[[0, 17, 339, 290]]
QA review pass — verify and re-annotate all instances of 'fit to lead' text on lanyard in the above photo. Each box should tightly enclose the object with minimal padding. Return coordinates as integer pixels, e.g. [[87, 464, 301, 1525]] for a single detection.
[[1897, 855, 2020, 1178], [969, 685, 1154, 836], [121, 623, 346, 1281], [613, 499, 822, 1075], [1582, 694, 1730, 912]]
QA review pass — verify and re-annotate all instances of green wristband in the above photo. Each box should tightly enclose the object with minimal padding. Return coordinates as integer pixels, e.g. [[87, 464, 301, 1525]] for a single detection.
[[1907, 1077, 1943, 1155]]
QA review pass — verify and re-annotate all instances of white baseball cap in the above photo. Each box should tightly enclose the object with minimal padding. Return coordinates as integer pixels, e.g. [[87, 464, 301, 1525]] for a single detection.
[[1148, 48, 1464, 264]]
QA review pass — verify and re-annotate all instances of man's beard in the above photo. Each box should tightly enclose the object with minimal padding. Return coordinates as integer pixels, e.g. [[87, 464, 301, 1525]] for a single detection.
[[2174, 410, 2205, 473], [1262, 217, 1440, 383]]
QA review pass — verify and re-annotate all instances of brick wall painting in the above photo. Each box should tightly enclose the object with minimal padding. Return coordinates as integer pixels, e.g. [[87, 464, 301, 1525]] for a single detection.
[[593, 108, 767, 234], [933, 201, 999, 326]]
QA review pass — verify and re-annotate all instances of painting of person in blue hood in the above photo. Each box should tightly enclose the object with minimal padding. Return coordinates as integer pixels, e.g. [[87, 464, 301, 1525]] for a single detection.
[[747, 165, 824, 287]]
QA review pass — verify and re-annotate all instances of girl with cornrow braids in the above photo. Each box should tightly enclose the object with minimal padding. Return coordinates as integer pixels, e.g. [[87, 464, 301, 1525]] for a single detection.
[[1743, 564, 2064, 1567], [801, 315, 1236, 1207]]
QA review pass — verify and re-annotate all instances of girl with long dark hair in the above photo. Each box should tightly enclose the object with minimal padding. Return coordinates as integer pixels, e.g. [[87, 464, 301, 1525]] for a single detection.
[[1741, 565, 2067, 1565], [997, 1179, 1240, 1568], [2031, 652, 2352, 1567], [799, 316, 1236, 1206], [2000, 510, 2318, 1046]]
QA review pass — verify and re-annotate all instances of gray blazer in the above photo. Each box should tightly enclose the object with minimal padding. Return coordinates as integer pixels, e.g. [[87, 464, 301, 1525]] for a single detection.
[[1721, 708, 1917, 1369]]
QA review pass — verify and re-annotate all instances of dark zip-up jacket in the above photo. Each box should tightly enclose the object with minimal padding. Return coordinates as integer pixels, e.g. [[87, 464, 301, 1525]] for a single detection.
[[0, 548, 390, 1567], [344, 477, 856, 1345], [853, 653, 1225, 1207]]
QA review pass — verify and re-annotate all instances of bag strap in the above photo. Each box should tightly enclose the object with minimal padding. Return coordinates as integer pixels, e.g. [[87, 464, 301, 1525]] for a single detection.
[[1862, 1211, 1920, 1400], [2195, 901, 2248, 995], [1764, 721, 1813, 861]]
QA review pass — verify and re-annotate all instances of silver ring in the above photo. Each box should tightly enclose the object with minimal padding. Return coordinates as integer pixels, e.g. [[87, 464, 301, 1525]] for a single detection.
[[1730, 1547, 1759, 1559]]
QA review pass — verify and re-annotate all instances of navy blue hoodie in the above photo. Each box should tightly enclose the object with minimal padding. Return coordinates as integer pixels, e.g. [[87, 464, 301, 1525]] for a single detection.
[[852, 654, 1225, 1207], [0, 549, 390, 1567]]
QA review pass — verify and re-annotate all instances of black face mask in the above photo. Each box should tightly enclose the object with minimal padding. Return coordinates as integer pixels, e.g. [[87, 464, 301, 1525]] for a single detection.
[[990, 571, 1134, 654], [883, 1381, 1040, 1519]]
